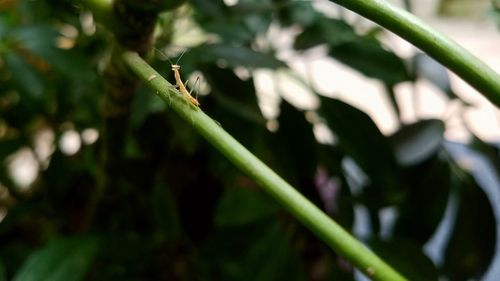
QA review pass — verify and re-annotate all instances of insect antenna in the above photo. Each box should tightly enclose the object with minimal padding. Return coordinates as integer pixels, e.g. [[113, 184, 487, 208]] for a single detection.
[[153, 47, 175, 65], [174, 49, 187, 65]]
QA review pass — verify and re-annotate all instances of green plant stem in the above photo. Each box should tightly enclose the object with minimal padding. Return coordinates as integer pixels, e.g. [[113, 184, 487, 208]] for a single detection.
[[330, 0, 500, 106], [122, 51, 407, 281]]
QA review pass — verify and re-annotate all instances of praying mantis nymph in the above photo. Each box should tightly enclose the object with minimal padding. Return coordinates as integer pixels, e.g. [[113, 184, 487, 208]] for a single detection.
[[171, 62, 200, 107], [154, 48, 201, 107], [156, 48, 200, 107]]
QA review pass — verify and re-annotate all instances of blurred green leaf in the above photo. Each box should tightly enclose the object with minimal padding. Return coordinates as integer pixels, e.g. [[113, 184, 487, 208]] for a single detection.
[[202, 65, 267, 151], [11, 25, 59, 50], [294, 17, 357, 49], [4, 52, 44, 99], [0, 241, 34, 281], [190, 0, 227, 19], [394, 155, 451, 244], [16, 0, 59, 23], [295, 17, 410, 85], [329, 39, 410, 86], [12, 25, 95, 81], [204, 65, 265, 125], [231, 1, 275, 14], [319, 97, 401, 203], [271, 101, 317, 182], [414, 54, 450, 95], [443, 172, 497, 281], [470, 135, 500, 176], [369, 238, 439, 281], [204, 22, 255, 43], [243, 223, 303, 281], [391, 119, 445, 166], [193, 44, 286, 69], [203, 222, 303, 281], [413, 53, 468, 102], [274, 0, 317, 26], [12, 236, 99, 281], [215, 187, 279, 227]]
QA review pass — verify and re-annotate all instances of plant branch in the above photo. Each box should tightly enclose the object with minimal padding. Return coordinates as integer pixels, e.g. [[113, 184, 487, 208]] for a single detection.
[[122, 51, 408, 281], [330, 0, 500, 106]]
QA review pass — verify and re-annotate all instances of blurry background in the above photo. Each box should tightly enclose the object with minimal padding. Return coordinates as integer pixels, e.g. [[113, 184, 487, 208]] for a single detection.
[[0, 0, 499, 280]]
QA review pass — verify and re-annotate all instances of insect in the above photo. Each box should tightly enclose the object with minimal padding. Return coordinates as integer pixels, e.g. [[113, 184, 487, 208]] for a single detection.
[[171, 62, 200, 107], [157, 48, 200, 107]]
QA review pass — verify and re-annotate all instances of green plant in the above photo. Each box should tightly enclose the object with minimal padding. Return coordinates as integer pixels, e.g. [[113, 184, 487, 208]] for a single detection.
[[0, 1, 498, 281]]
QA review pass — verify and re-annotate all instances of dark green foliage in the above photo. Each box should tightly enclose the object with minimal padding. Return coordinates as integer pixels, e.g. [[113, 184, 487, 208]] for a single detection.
[[391, 120, 450, 243], [443, 171, 497, 281], [393, 154, 451, 244], [320, 98, 400, 190], [192, 44, 286, 69], [11, 236, 99, 281], [369, 238, 439, 280], [0, 0, 498, 280], [295, 17, 410, 86], [391, 119, 446, 166]]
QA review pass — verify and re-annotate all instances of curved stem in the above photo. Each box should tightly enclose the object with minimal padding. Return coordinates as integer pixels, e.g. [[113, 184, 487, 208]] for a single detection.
[[122, 51, 408, 281], [330, 0, 500, 106]]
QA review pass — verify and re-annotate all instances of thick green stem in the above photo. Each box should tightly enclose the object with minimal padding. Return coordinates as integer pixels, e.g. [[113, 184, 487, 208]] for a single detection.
[[330, 0, 500, 106], [122, 51, 408, 281]]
